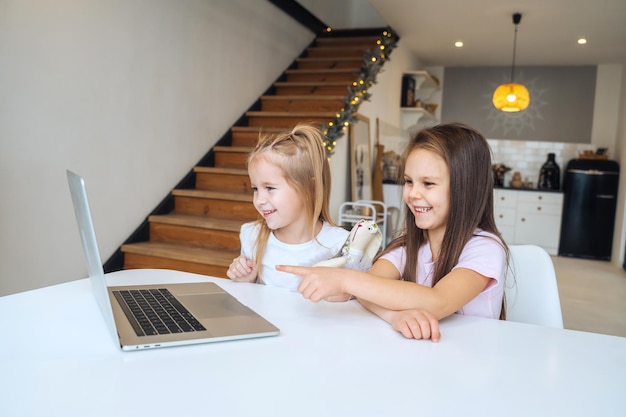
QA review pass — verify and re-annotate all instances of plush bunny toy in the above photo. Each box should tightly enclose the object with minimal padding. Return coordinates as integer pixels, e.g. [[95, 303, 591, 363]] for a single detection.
[[314, 219, 383, 271]]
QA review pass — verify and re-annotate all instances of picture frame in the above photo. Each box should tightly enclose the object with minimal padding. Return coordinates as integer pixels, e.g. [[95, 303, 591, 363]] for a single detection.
[[400, 74, 416, 107], [350, 114, 372, 201]]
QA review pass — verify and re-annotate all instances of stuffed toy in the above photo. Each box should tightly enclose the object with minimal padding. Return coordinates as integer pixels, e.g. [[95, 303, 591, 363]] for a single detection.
[[314, 219, 383, 271]]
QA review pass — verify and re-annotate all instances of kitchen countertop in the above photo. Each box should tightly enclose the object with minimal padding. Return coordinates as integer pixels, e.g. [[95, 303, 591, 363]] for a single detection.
[[387, 181, 563, 194], [495, 186, 563, 194]]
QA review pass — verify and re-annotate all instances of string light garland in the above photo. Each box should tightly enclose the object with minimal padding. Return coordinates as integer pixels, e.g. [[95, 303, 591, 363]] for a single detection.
[[322, 27, 398, 157]]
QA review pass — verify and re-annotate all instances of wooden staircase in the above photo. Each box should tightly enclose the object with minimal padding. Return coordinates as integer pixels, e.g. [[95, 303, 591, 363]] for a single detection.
[[115, 32, 386, 279]]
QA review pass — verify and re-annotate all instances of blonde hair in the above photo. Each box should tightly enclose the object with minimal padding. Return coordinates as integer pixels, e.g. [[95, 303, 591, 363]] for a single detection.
[[247, 124, 336, 281]]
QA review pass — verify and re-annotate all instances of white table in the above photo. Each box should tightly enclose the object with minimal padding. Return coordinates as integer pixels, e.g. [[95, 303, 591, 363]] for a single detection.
[[1, 269, 625, 417]]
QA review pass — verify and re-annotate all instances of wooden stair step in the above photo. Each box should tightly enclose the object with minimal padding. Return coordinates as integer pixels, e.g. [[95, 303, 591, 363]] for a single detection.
[[149, 213, 244, 232], [296, 57, 363, 69], [194, 166, 250, 193], [212, 146, 253, 169], [284, 68, 358, 83], [121, 241, 238, 278], [306, 46, 372, 58], [261, 95, 346, 100], [315, 36, 380, 47], [147, 214, 243, 250], [286, 68, 358, 75], [172, 188, 256, 220], [172, 188, 252, 202], [245, 111, 336, 128], [194, 166, 248, 176], [273, 81, 350, 96], [261, 95, 345, 112], [230, 126, 286, 147]]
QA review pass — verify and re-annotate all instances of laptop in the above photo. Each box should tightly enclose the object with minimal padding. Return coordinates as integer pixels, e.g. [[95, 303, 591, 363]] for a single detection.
[[66, 170, 279, 351]]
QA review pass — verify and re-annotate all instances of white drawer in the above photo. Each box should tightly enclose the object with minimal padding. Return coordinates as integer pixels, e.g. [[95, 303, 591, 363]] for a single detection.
[[494, 207, 516, 226], [517, 191, 563, 205], [517, 201, 563, 216], [494, 189, 518, 208]]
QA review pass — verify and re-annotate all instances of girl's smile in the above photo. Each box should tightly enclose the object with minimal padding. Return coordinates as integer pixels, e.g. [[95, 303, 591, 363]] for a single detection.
[[412, 206, 432, 214], [262, 209, 277, 218]]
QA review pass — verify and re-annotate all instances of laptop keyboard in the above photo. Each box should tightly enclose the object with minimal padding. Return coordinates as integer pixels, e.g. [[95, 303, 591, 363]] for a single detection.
[[112, 289, 206, 337]]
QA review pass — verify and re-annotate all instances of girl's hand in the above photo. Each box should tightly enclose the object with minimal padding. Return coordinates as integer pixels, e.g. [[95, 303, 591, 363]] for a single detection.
[[390, 310, 441, 342], [227, 255, 257, 282], [275, 265, 346, 302], [324, 294, 354, 302]]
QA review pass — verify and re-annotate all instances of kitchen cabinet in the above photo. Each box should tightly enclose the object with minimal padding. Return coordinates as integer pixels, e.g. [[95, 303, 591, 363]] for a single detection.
[[400, 70, 440, 133], [494, 189, 563, 255], [493, 189, 517, 244]]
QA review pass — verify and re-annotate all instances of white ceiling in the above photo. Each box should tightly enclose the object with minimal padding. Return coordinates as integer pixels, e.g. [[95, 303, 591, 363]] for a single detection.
[[368, 0, 626, 67]]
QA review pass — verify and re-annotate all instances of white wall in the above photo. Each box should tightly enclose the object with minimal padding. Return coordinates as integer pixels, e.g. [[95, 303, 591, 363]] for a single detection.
[[611, 65, 626, 267], [0, 0, 313, 295], [592, 65, 623, 155], [296, 0, 386, 29]]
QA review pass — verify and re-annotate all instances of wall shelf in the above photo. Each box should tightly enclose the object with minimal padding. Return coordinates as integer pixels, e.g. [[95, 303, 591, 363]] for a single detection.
[[400, 107, 438, 133], [403, 70, 440, 101], [400, 70, 441, 133]]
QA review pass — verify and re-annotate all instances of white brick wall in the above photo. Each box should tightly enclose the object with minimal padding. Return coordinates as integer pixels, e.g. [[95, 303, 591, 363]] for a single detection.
[[488, 139, 597, 188]]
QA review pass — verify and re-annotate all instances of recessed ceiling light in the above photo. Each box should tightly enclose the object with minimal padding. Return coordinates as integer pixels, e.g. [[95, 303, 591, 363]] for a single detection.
[[454, 41, 464, 48], [577, 38, 587, 45]]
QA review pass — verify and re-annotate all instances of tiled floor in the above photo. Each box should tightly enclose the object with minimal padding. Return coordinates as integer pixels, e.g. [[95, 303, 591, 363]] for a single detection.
[[552, 255, 626, 338]]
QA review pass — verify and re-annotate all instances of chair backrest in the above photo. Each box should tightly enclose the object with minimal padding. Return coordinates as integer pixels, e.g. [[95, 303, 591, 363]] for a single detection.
[[505, 245, 564, 328], [338, 201, 388, 247]]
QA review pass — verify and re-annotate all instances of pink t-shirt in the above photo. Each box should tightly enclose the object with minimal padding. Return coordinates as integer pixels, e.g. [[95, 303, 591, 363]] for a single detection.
[[380, 230, 506, 319]]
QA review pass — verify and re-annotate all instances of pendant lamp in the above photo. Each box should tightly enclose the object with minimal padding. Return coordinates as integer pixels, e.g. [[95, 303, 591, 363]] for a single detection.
[[492, 13, 530, 112]]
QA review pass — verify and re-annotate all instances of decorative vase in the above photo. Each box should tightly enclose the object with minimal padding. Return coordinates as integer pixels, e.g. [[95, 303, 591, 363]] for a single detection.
[[537, 153, 560, 190]]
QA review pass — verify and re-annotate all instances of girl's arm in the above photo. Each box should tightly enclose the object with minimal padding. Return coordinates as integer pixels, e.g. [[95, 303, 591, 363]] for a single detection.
[[361, 300, 441, 342], [276, 260, 491, 319]]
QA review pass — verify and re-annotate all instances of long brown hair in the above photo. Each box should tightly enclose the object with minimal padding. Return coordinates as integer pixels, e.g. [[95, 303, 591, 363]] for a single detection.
[[378, 123, 509, 319], [247, 124, 336, 281]]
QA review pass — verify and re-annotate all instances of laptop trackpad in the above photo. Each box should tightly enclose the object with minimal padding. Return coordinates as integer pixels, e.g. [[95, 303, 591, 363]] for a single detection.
[[179, 293, 255, 319]]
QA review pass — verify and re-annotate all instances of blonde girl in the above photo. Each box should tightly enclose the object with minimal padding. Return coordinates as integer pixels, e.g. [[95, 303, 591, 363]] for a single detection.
[[227, 124, 349, 291]]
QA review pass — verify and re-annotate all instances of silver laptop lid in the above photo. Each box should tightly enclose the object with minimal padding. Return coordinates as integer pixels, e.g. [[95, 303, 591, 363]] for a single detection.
[[66, 170, 118, 342]]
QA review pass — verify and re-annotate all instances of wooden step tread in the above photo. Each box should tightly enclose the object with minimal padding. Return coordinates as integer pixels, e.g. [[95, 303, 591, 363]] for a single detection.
[[231, 126, 287, 132], [316, 36, 379, 43], [246, 111, 336, 117], [297, 57, 363, 62], [285, 68, 358, 74], [307, 45, 374, 51], [121, 241, 237, 267], [194, 166, 247, 175], [172, 188, 252, 202], [274, 81, 352, 86], [148, 213, 245, 232], [261, 95, 345, 101]]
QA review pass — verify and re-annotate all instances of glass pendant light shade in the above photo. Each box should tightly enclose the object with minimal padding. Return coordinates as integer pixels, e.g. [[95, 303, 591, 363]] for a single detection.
[[493, 13, 530, 112], [492, 82, 530, 112]]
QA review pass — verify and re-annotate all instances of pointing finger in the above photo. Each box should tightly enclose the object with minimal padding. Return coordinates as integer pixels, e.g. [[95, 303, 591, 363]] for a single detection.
[[275, 264, 308, 276]]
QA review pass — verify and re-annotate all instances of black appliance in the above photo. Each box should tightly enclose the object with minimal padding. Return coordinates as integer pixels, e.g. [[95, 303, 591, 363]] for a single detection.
[[558, 158, 619, 260]]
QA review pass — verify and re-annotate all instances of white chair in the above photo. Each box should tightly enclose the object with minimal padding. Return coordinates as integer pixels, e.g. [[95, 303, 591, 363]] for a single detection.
[[338, 200, 387, 247], [505, 245, 564, 328]]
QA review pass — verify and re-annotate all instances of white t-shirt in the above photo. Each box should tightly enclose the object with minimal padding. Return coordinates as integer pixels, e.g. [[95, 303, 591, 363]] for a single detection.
[[239, 221, 349, 291], [380, 230, 506, 319]]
